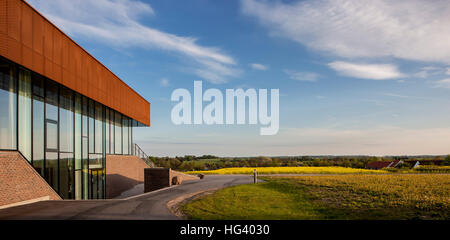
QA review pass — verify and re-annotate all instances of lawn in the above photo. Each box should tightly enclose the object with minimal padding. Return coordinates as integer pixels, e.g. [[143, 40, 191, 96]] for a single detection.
[[181, 174, 450, 220], [186, 166, 387, 175]]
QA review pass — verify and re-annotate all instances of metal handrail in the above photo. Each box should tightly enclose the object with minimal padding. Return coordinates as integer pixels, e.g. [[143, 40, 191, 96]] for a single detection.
[[133, 143, 155, 168]]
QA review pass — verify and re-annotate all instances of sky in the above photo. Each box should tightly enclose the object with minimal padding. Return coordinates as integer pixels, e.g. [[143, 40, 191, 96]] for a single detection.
[[27, 0, 450, 157]]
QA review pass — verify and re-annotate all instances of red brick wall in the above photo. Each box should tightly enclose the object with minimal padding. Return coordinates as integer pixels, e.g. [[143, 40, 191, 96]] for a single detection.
[[105, 155, 150, 199], [0, 151, 61, 207]]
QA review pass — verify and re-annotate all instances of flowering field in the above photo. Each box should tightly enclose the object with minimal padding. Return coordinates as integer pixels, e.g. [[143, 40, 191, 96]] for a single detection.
[[186, 166, 387, 175], [278, 174, 450, 213], [182, 174, 450, 220]]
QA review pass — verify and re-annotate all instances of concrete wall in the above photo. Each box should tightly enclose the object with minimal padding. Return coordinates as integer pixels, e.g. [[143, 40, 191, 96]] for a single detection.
[[0, 151, 61, 208], [171, 170, 201, 182], [105, 155, 150, 199], [144, 168, 200, 192], [144, 168, 171, 192]]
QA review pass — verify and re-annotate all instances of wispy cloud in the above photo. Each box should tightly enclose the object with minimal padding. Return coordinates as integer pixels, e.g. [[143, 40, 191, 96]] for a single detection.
[[241, 0, 450, 64], [28, 0, 239, 83], [160, 78, 169, 87], [433, 78, 450, 89], [328, 61, 404, 80], [284, 70, 318, 82], [414, 66, 448, 79], [382, 93, 409, 98], [250, 63, 268, 71]]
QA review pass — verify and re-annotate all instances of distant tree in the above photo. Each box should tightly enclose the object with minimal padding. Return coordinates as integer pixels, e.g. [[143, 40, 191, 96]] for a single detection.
[[444, 155, 450, 166]]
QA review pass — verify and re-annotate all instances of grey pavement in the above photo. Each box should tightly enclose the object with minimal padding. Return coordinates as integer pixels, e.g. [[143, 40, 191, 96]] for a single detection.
[[0, 175, 257, 220]]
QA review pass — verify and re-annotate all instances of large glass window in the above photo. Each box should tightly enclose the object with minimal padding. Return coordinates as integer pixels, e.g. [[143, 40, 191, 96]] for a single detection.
[[98, 170, 104, 199], [74, 94, 82, 200], [18, 69, 32, 160], [32, 75, 45, 176], [91, 170, 98, 199], [114, 112, 122, 154], [0, 59, 17, 150], [129, 119, 134, 155], [110, 109, 114, 154], [59, 88, 74, 199], [45, 82, 59, 191], [95, 102, 103, 154], [59, 88, 74, 152], [88, 100, 94, 153], [122, 117, 129, 155], [105, 108, 110, 154], [82, 96, 89, 199], [59, 152, 73, 199]]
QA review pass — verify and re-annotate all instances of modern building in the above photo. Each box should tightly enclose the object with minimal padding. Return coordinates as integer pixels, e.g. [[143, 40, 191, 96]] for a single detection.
[[0, 0, 150, 204]]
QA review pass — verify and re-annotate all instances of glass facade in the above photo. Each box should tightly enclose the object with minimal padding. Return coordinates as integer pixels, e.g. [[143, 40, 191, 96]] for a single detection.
[[0, 57, 139, 200], [0, 61, 16, 150]]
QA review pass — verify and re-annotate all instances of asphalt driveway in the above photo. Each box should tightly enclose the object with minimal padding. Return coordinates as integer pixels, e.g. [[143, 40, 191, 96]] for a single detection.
[[0, 175, 257, 220]]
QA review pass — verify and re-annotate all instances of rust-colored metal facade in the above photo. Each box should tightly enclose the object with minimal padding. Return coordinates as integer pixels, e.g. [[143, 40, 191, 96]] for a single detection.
[[0, 0, 150, 126]]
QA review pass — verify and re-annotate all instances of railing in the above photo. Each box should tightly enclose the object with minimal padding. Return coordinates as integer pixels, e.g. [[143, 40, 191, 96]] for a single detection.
[[133, 143, 156, 168]]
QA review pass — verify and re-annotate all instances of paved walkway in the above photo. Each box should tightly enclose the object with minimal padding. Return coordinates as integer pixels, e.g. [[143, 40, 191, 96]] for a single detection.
[[0, 175, 258, 220]]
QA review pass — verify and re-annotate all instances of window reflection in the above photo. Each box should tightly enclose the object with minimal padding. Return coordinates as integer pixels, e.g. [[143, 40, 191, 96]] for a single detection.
[[123, 117, 129, 155], [59, 152, 74, 199], [32, 75, 45, 176], [95, 102, 103, 154], [0, 59, 16, 150], [115, 112, 122, 154], [59, 87, 74, 152], [45, 152, 58, 192], [18, 69, 32, 160]]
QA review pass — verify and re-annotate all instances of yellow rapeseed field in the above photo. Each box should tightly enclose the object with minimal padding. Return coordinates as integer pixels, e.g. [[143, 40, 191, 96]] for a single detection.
[[187, 166, 387, 175], [281, 174, 450, 211]]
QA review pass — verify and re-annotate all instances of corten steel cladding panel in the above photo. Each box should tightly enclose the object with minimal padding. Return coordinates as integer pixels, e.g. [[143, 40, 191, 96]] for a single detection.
[[0, 0, 150, 126]]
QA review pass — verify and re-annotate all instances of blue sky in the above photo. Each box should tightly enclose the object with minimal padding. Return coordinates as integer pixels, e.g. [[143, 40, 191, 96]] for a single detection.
[[27, 0, 450, 156]]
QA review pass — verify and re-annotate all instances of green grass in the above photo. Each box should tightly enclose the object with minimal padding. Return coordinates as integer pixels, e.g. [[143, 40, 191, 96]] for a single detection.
[[181, 175, 449, 220], [182, 179, 320, 220]]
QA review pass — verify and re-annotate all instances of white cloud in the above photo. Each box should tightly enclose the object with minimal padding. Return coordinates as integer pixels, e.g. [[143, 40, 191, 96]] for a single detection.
[[446, 68, 450, 75], [433, 78, 450, 89], [414, 66, 447, 78], [242, 0, 450, 64], [250, 63, 268, 70], [160, 78, 169, 87], [383, 93, 409, 98], [328, 61, 404, 80], [27, 0, 238, 83], [284, 70, 318, 82]]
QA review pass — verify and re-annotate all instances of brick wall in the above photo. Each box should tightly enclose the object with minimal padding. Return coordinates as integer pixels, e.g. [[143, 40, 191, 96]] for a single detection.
[[0, 151, 61, 208], [105, 155, 150, 199]]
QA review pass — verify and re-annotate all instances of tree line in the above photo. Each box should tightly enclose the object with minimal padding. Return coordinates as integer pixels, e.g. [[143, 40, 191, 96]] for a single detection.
[[148, 155, 450, 171]]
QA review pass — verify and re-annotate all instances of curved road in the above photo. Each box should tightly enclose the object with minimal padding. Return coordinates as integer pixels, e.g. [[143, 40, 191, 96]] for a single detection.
[[0, 175, 258, 220]]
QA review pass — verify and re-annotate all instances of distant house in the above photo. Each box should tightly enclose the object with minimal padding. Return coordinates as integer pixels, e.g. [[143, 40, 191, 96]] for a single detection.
[[366, 160, 404, 170]]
